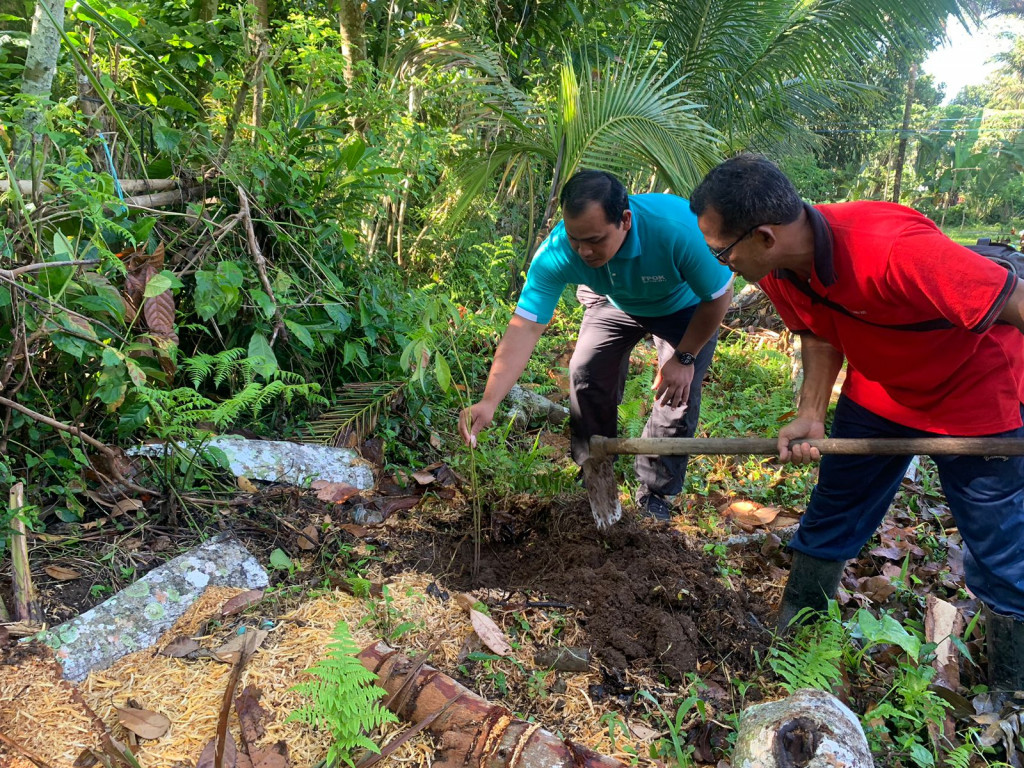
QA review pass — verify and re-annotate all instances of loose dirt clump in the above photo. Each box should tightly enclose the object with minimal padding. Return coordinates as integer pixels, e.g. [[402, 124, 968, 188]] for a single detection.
[[411, 495, 771, 684]]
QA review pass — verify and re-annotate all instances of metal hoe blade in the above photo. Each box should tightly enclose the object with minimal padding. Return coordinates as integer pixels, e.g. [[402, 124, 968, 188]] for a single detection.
[[582, 457, 621, 530]]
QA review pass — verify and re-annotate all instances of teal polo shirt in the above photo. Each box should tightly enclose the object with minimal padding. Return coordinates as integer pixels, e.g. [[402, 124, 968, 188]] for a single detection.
[[515, 193, 733, 324]]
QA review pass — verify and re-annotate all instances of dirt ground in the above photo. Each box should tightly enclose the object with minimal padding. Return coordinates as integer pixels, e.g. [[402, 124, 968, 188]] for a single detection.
[[401, 496, 774, 685]]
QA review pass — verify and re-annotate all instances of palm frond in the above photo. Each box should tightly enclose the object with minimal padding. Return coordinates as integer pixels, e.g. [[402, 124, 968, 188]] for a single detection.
[[303, 381, 405, 447], [649, 0, 971, 146], [561, 42, 722, 192]]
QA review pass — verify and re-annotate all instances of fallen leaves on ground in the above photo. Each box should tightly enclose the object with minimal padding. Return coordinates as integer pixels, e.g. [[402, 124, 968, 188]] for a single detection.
[[115, 705, 171, 740]]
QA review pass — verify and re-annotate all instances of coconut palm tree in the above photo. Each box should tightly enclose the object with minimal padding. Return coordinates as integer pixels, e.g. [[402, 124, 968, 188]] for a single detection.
[[647, 0, 971, 152], [407, 0, 975, 269]]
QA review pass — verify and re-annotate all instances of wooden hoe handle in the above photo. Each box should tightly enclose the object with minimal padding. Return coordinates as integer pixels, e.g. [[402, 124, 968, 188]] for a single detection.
[[589, 436, 1024, 460]]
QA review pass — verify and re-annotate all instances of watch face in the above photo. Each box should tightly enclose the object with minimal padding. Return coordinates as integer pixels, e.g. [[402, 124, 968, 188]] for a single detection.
[[676, 351, 696, 365]]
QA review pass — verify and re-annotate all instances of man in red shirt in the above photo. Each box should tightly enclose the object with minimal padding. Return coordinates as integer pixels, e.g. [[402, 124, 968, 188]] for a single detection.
[[689, 154, 1024, 689]]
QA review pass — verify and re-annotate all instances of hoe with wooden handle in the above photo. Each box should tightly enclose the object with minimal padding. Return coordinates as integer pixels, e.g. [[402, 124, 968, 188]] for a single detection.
[[583, 436, 1024, 529]]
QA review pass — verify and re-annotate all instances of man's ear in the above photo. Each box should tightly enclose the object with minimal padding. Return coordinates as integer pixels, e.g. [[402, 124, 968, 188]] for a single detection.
[[620, 210, 633, 230], [755, 224, 777, 248]]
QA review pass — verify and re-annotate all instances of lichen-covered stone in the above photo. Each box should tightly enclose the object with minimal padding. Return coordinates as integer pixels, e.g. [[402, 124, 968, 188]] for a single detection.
[[130, 436, 374, 488], [40, 532, 268, 681]]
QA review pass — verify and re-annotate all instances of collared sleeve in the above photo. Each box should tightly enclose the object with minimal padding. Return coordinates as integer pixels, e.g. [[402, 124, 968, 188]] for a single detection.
[[885, 224, 1017, 333], [674, 225, 734, 301], [514, 236, 568, 325]]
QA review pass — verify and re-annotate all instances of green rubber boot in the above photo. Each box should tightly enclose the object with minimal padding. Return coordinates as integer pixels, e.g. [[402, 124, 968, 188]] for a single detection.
[[776, 551, 846, 633], [986, 606, 1024, 692]]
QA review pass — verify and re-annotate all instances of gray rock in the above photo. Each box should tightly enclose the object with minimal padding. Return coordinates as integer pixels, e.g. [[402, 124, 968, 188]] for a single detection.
[[352, 505, 384, 525], [507, 385, 569, 429], [130, 436, 374, 488], [732, 689, 872, 768], [39, 532, 268, 681]]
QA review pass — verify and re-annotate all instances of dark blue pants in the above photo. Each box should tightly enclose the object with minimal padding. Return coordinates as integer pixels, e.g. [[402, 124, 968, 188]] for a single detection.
[[791, 396, 1024, 619], [569, 286, 717, 497]]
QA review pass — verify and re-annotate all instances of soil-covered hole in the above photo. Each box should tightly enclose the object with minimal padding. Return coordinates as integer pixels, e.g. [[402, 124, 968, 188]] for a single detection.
[[396, 494, 773, 685]]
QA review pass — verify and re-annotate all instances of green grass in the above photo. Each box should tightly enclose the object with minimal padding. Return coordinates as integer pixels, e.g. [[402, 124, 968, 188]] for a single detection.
[[943, 224, 1017, 247]]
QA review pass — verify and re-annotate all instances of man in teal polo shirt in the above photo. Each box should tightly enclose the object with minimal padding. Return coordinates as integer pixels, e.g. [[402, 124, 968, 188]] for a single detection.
[[459, 170, 733, 520]]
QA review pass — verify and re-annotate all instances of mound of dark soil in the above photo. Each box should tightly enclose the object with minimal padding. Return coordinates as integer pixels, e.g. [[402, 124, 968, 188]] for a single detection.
[[411, 495, 771, 684]]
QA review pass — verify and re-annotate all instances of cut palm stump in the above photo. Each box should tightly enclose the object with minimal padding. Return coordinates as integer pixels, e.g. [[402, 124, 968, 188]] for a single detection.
[[359, 641, 628, 768]]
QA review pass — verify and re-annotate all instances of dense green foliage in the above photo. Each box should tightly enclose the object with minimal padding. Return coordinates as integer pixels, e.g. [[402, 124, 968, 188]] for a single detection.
[[4, 2, 1024, 764], [5, 0, 1016, 517]]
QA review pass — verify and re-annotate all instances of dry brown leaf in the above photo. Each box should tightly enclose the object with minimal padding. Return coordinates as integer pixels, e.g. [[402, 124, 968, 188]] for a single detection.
[[237, 476, 259, 493], [159, 636, 201, 657], [214, 628, 269, 664], [412, 470, 435, 485], [311, 480, 360, 504], [469, 609, 513, 656], [719, 499, 760, 517], [628, 722, 662, 741], [250, 745, 289, 768], [143, 277, 177, 339], [925, 594, 963, 691], [732, 505, 781, 528], [197, 731, 237, 768], [109, 498, 144, 517], [115, 705, 171, 740], [770, 514, 802, 529], [858, 575, 897, 603], [381, 496, 421, 517], [220, 589, 265, 617], [74, 747, 100, 767], [339, 523, 369, 538], [234, 686, 267, 750], [44, 564, 82, 581], [296, 524, 319, 551]]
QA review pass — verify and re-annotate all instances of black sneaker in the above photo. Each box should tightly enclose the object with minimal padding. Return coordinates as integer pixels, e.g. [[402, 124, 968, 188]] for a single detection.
[[637, 493, 673, 522]]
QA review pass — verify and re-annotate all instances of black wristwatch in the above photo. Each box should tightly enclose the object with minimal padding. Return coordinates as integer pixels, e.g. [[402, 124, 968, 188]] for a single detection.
[[675, 351, 696, 366]]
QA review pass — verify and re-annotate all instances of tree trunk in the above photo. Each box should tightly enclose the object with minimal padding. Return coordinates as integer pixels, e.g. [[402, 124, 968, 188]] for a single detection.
[[14, 0, 65, 180], [891, 60, 919, 204], [192, 0, 218, 23], [338, 0, 367, 86], [250, 0, 268, 131]]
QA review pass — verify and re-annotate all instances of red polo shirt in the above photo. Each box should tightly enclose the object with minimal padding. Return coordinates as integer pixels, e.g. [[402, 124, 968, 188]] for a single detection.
[[759, 202, 1023, 435]]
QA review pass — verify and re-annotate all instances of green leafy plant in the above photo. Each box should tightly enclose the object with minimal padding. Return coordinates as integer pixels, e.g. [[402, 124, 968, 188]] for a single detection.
[[288, 620, 398, 768], [361, 584, 417, 641], [638, 689, 704, 768], [769, 602, 847, 694]]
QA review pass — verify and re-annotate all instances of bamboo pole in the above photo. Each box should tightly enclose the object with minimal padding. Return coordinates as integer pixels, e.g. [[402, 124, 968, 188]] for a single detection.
[[9, 483, 43, 624], [589, 436, 1024, 460], [0, 178, 182, 195]]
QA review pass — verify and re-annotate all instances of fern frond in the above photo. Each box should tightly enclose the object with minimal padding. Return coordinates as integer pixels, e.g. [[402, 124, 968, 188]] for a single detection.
[[286, 620, 398, 768], [769, 611, 847, 694]]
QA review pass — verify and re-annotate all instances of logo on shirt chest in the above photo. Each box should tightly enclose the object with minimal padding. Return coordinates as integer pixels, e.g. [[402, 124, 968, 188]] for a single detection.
[[641, 274, 667, 284]]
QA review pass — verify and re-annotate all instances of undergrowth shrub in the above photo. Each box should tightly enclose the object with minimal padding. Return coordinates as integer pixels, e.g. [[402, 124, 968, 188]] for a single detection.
[[769, 602, 959, 767]]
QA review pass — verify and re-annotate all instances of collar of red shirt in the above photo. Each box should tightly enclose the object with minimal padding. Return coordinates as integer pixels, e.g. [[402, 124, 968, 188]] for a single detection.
[[775, 202, 837, 288]]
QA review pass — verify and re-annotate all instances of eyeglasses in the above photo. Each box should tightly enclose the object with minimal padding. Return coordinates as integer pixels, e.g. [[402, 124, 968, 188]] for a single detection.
[[707, 222, 776, 264]]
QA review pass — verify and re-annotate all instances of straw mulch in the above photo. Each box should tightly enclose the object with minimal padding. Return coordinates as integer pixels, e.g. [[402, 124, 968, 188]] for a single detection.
[[1, 571, 665, 768]]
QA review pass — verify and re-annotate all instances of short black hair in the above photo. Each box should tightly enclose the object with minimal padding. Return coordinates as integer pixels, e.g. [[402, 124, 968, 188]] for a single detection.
[[559, 170, 629, 225], [689, 154, 803, 236]]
